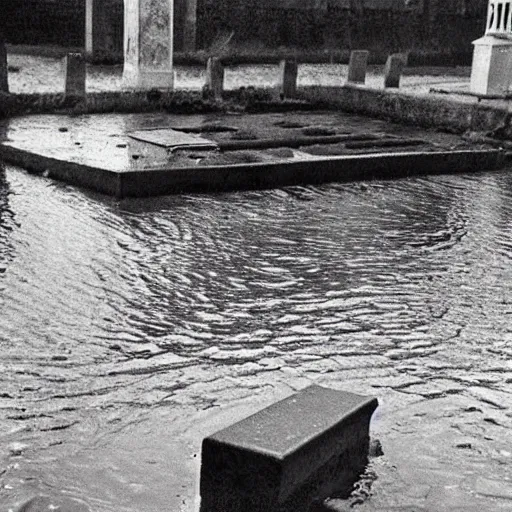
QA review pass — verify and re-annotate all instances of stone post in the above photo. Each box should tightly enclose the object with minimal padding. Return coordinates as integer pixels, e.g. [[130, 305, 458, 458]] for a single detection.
[[279, 59, 298, 99], [384, 54, 405, 88], [347, 50, 369, 84], [123, 0, 174, 90], [64, 53, 86, 98], [85, 0, 114, 62], [470, 0, 512, 95], [206, 57, 224, 100]]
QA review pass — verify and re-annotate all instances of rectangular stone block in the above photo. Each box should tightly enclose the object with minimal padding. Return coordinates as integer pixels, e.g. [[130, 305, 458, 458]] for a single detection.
[[347, 50, 369, 84], [471, 35, 512, 95], [64, 53, 86, 97], [206, 57, 224, 100], [280, 59, 298, 99], [384, 54, 405, 88], [200, 385, 378, 512]]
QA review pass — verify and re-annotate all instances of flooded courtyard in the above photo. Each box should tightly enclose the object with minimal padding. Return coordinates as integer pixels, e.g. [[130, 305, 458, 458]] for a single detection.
[[1, 144, 512, 510]]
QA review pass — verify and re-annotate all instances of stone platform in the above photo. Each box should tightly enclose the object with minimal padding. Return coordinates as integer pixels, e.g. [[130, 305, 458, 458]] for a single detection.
[[0, 111, 506, 198]]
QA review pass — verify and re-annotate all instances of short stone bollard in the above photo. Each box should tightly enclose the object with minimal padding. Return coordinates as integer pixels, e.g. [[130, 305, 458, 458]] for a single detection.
[[279, 59, 298, 99], [347, 50, 369, 84], [206, 57, 225, 100], [384, 54, 405, 89], [200, 385, 378, 512], [64, 53, 86, 98]]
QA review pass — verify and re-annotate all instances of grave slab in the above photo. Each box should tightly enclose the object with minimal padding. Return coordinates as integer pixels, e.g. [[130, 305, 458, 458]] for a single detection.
[[348, 50, 369, 84], [128, 128, 218, 150]]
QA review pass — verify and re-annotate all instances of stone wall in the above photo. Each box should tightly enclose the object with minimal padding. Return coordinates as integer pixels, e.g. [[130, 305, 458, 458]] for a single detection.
[[4, 0, 488, 57]]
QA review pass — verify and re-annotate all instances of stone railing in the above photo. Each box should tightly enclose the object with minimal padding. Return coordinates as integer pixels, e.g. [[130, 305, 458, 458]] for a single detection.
[[486, 1, 512, 36]]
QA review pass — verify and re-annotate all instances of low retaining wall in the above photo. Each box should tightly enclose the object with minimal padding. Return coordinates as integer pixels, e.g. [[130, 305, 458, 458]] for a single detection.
[[298, 85, 512, 136], [0, 89, 275, 119], [0, 141, 505, 198], [3, 85, 512, 140]]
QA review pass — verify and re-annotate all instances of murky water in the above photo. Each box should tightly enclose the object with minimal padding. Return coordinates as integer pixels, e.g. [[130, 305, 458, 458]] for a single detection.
[[1, 163, 512, 511]]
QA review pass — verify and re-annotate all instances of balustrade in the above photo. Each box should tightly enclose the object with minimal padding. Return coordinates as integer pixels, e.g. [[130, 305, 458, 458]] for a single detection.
[[486, 1, 512, 36]]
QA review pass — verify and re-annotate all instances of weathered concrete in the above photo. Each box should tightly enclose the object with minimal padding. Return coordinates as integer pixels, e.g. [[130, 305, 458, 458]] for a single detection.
[[471, 35, 512, 95], [0, 135, 503, 198], [280, 60, 298, 99], [347, 50, 369, 85], [298, 85, 512, 136], [64, 53, 86, 98], [205, 57, 224, 100], [200, 385, 378, 512], [123, 0, 174, 90]]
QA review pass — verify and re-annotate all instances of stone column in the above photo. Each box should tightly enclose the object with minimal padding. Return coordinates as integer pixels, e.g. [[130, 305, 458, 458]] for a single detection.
[[470, 0, 512, 95], [123, 0, 174, 90], [0, 35, 8, 93], [0, 17, 7, 93], [85, 0, 114, 62], [183, 0, 197, 52]]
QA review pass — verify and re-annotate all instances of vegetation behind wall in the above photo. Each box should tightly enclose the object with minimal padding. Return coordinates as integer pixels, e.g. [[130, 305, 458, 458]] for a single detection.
[[4, 0, 488, 63]]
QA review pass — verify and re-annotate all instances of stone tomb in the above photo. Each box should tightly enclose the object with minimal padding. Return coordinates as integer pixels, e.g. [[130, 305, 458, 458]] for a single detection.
[[200, 385, 378, 512]]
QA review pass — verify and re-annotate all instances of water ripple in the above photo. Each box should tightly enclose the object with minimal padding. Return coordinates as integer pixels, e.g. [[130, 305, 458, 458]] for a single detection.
[[2, 164, 512, 510]]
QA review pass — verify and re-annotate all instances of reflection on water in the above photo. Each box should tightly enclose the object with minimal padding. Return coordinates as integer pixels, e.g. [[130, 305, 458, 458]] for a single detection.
[[1, 165, 512, 510]]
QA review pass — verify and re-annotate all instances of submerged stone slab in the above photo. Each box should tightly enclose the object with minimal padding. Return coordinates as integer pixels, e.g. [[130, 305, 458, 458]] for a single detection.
[[17, 495, 90, 512], [0, 140, 505, 198], [200, 385, 378, 512], [128, 128, 218, 151]]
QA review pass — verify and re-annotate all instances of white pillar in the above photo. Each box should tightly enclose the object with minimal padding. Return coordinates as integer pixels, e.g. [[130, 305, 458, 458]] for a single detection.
[[123, 0, 174, 90], [85, 0, 93, 56], [470, 0, 512, 95]]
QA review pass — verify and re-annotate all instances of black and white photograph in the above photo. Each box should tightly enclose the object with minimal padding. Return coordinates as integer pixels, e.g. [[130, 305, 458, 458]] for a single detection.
[[1, 1, 512, 511]]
